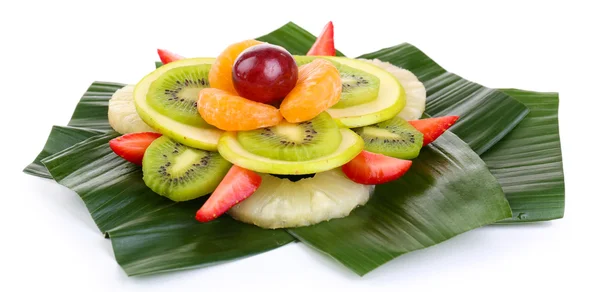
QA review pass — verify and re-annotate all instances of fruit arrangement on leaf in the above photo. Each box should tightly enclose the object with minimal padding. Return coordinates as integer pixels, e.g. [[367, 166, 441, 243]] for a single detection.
[[107, 22, 458, 228]]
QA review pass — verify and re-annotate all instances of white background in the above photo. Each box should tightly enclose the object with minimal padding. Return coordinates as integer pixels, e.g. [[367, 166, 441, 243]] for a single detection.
[[1, 0, 599, 291]]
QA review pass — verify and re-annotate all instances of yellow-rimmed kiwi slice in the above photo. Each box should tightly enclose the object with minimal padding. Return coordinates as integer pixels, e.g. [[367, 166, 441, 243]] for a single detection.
[[293, 56, 380, 109], [218, 128, 364, 175], [236, 112, 341, 161], [332, 64, 380, 109], [324, 57, 405, 128], [146, 64, 211, 126], [142, 136, 231, 202], [354, 116, 423, 159], [134, 58, 223, 151]]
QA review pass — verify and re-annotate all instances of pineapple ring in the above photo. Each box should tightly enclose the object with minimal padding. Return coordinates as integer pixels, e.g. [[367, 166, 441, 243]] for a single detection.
[[360, 59, 426, 121], [228, 169, 374, 229], [108, 85, 157, 134]]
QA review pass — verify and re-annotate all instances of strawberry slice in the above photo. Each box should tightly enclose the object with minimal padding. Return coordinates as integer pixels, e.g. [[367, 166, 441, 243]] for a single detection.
[[342, 151, 412, 185], [307, 21, 335, 56], [409, 116, 459, 146], [157, 48, 184, 65], [109, 132, 162, 165], [196, 166, 262, 222]]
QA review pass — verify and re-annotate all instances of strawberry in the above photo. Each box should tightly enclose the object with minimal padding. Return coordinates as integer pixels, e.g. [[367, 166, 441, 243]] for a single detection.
[[409, 116, 459, 146], [109, 132, 162, 165], [157, 48, 184, 65], [307, 21, 335, 56], [196, 166, 262, 222], [342, 151, 412, 185]]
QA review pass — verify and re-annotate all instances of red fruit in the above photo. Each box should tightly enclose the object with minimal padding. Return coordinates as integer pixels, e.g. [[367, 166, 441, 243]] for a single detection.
[[157, 48, 184, 65], [232, 44, 298, 104], [196, 166, 262, 222], [109, 132, 162, 165], [408, 116, 459, 146], [307, 21, 335, 56], [342, 151, 412, 185]]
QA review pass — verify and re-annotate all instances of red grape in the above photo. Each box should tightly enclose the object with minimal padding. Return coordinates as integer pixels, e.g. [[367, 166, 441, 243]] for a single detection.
[[232, 44, 298, 104]]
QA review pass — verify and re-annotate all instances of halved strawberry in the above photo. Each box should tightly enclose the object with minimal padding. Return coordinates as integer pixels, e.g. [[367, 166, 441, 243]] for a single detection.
[[157, 48, 184, 65], [307, 21, 335, 56], [409, 116, 459, 146], [196, 166, 262, 222], [342, 151, 412, 185], [109, 132, 162, 165]]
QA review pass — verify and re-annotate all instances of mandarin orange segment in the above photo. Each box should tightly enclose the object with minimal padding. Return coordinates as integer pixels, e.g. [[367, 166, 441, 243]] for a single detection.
[[197, 88, 283, 131], [209, 40, 263, 94], [280, 59, 341, 123]]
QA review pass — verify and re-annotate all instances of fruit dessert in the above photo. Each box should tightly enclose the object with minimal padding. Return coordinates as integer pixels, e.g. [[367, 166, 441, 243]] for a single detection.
[[107, 22, 459, 229]]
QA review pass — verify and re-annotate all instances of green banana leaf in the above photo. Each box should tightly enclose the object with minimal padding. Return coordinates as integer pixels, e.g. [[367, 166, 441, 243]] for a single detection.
[[23, 126, 103, 179], [289, 132, 512, 276], [66, 81, 124, 131], [38, 122, 510, 276], [483, 89, 564, 222], [258, 22, 530, 155], [41, 133, 295, 276], [24, 82, 124, 178]]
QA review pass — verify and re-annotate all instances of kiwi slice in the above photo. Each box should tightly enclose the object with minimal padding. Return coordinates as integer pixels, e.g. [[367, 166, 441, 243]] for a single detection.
[[236, 112, 341, 161], [218, 128, 364, 175], [332, 64, 380, 109], [142, 136, 231, 202], [146, 64, 211, 126], [293, 56, 380, 109], [354, 116, 423, 159], [324, 57, 405, 128], [134, 58, 223, 151]]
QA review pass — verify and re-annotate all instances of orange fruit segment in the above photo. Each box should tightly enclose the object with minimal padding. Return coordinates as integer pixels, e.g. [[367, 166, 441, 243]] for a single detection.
[[197, 88, 283, 131], [280, 59, 341, 123], [209, 40, 263, 94]]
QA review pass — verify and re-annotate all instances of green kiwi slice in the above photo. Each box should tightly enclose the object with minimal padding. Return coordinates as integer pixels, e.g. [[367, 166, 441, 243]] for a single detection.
[[333, 64, 380, 109], [236, 112, 342, 161], [218, 128, 364, 175], [146, 64, 211, 127], [142, 136, 231, 202], [354, 116, 423, 159], [324, 57, 405, 128], [293, 56, 380, 109], [134, 58, 223, 151]]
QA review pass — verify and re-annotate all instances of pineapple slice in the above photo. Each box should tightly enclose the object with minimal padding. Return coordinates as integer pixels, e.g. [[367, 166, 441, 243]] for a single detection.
[[228, 169, 374, 229], [360, 59, 426, 121], [108, 85, 157, 134]]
